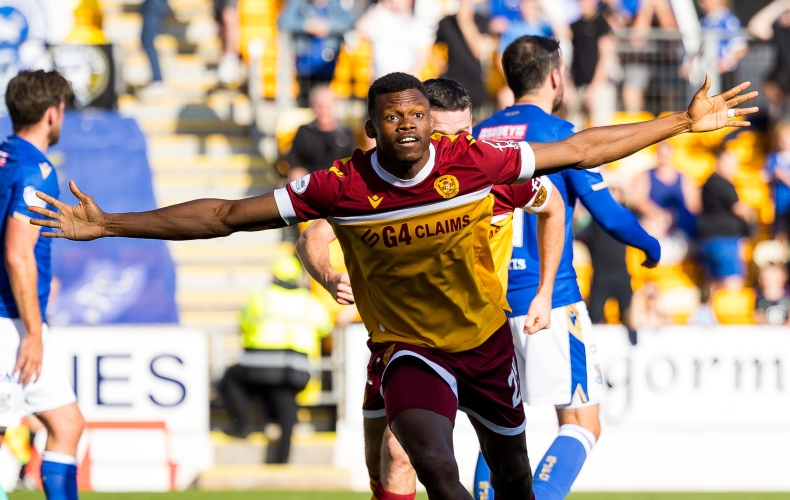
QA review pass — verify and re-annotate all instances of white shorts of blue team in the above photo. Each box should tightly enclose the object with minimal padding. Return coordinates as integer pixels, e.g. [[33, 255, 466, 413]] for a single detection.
[[0, 318, 76, 430], [508, 301, 603, 409]]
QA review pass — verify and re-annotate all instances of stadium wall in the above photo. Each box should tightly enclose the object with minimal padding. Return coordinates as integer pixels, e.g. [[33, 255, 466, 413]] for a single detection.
[[337, 324, 790, 492]]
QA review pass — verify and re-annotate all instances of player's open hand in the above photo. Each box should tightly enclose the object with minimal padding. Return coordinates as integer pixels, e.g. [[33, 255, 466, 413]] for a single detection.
[[328, 272, 355, 305], [524, 292, 552, 335], [685, 74, 759, 132], [14, 333, 42, 387], [28, 181, 107, 240]]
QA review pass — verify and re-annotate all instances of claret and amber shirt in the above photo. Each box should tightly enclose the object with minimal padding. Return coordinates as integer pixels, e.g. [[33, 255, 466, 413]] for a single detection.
[[273, 133, 536, 353], [488, 180, 553, 290]]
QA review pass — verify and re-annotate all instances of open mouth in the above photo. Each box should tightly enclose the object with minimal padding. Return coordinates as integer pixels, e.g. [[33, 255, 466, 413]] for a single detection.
[[397, 136, 420, 145]]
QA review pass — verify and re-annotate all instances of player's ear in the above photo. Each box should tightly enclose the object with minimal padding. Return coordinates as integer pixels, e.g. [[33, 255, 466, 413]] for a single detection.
[[364, 120, 376, 140], [550, 68, 561, 90]]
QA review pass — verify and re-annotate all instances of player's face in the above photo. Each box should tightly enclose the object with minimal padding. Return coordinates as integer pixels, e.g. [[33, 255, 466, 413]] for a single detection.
[[431, 108, 472, 136], [47, 102, 65, 147], [366, 90, 432, 166]]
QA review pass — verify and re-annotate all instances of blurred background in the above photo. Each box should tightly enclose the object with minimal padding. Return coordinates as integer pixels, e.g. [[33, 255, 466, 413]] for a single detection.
[[0, 0, 789, 495]]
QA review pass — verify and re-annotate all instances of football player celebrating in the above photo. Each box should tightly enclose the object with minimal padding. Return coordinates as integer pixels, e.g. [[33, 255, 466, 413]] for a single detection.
[[471, 36, 662, 500], [295, 77, 566, 500], [0, 71, 85, 500], [29, 72, 756, 499]]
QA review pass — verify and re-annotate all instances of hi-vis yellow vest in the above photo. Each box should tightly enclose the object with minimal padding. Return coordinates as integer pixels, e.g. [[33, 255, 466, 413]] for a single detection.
[[240, 284, 333, 359]]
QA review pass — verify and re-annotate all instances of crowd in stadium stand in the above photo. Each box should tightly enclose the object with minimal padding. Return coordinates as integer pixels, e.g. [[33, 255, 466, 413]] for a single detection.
[[268, 0, 790, 328]]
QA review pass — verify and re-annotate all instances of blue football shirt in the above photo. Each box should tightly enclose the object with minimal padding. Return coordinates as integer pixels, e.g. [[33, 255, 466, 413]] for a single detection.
[[474, 104, 606, 315], [0, 135, 60, 319]]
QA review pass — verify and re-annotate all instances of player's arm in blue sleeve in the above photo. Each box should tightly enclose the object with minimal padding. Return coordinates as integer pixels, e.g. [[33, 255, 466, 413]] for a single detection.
[[571, 171, 661, 267]]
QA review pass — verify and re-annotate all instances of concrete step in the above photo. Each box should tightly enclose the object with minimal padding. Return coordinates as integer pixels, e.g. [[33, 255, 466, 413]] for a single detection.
[[181, 309, 240, 328], [151, 154, 267, 171], [122, 51, 217, 89], [176, 263, 271, 291], [198, 465, 350, 491], [211, 432, 336, 466], [148, 134, 257, 159], [168, 239, 291, 264], [177, 290, 250, 311]]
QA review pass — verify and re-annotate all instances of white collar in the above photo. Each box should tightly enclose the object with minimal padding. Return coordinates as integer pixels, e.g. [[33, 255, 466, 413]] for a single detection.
[[371, 143, 436, 187]]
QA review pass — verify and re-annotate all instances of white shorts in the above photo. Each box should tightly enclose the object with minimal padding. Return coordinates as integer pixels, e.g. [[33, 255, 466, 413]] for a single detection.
[[508, 301, 603, 409], [0, 318, 76, 430]]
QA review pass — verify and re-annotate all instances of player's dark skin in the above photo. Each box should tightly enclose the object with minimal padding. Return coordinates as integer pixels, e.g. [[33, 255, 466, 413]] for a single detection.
[[28, 76, 758, 499]]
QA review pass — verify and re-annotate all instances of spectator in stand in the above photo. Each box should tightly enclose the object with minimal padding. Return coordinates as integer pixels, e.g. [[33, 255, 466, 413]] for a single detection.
[[688, 285, 718, 326], [138, 0, 169, 99], [568, 0, 617, 127], [749, 0, 790, 121], [214, 0, 242, 86], [435, 0, 491, 111], [489, 0, 523, 35], [622, 0, 678, 113], [578, 184, 635, 328], [287, 86, 355, 182], [498, 0, 553, 55], [279, 0, 356, 107], [697, 151, 752, 292], [633, 142, 700, 237], [697, 0, 748, 91], [630, 282, 671, 331], [763, 121, 790, 241], [357, 0, 434, 79], [755, 261, 790, 325]]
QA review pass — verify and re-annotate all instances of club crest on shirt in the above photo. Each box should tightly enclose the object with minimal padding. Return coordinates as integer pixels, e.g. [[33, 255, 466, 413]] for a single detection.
[[434, 174, 460, 199], [290, 174, 311, 194], [532, 186, 548, 208]]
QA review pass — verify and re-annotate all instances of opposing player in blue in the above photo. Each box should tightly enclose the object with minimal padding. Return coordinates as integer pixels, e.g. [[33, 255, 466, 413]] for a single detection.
[[471, 36, 661, 500], [0, 70, 84, 500]]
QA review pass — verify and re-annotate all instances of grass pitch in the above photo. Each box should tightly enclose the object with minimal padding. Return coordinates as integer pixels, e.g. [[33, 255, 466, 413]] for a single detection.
[[8, 492, 790, 499]]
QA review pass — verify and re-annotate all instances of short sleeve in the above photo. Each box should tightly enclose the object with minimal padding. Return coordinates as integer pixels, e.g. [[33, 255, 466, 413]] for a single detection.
[[273, 166, 345, 225], [520, 177, 554, 214], [566, 167, 607, 199], [468, 135, 536, 185], [11, 165, 54, 223]]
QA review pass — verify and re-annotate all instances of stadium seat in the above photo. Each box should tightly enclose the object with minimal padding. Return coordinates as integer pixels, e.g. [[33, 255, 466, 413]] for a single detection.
[[608, 112, 657, 175], [275, 107, 316, 159], [711, 287, 756, 325], [572, 240, 592, 300]]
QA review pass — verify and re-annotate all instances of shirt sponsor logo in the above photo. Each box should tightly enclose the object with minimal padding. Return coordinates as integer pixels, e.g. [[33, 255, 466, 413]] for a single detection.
[[23, 185, 47, 208], [367, 194, 383, 209], [0, 151, 7, 167], [290, 174, 311, 194], [434, 174, 460, 199], [478, 124, 527, 141]]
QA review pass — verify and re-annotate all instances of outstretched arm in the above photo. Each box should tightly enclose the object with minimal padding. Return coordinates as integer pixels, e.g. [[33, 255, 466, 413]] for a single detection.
[[28, 181, 286, 241], [295, 219, 355, 305], [531, 76, 758, 174]]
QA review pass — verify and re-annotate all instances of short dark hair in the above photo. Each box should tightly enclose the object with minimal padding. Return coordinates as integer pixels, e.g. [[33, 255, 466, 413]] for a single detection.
[[502, 36, 561, 99], [423, 78, 472, 112], [367, 72, 428, 118], [6, 70, 72, 132]]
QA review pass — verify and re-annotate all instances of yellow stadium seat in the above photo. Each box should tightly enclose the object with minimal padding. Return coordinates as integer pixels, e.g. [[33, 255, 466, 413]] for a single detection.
[[608, 112, 658, 175], [275, 107, 316, 157], [572, 241, 592, 300], [712, 288, 756, 325]]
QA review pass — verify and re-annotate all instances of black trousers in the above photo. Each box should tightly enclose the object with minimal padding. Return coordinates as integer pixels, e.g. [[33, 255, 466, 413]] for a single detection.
[[219, 364, 308, 463], [587, 273, 633, 324]]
